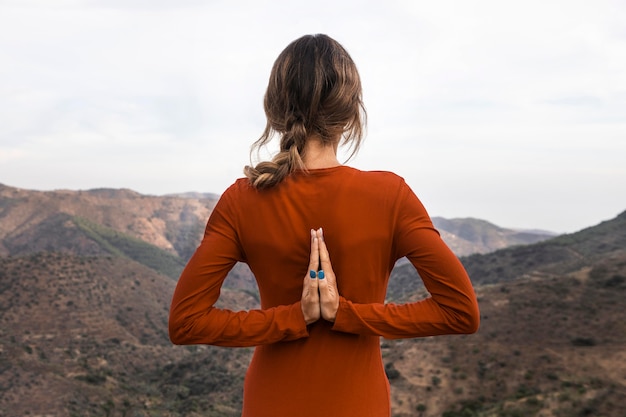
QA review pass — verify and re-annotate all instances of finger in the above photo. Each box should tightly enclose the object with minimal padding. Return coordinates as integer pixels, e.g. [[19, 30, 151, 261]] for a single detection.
[[301, 273, 319, 324], [317, 266, 338, 322], [301, 288, 318, 324], [302, 274, 319, 298], [316, 228, 333, 274], [308, 228, 320, 274], [317, 269, 335, 297]]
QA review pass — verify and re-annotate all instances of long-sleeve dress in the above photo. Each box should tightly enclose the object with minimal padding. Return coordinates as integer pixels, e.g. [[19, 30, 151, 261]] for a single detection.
[[169, 165, 479, 417]]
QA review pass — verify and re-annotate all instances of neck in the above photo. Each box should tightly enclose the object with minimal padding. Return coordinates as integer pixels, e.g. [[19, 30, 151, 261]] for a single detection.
[[302, 136, 340, 169]]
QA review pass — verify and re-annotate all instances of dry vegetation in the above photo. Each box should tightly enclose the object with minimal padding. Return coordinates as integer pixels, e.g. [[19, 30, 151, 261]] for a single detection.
[[1, 183, 624, 416], [0, 253, 256, 417], [384, 251, 626, 417], [0, 183, 217, 260]]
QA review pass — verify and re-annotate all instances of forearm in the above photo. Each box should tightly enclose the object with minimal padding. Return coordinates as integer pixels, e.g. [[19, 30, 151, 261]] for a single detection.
[[168, 300, 309, 347], [168, 210, 310, 347], [333, 227, 479, 338], [332, 293, 479, 339]]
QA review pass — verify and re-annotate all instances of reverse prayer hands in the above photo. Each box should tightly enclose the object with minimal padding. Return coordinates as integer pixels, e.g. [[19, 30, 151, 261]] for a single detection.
[[301, 228, 339, 324]]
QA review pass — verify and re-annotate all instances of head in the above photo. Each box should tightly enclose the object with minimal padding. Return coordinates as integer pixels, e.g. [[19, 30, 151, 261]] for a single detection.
[[245, 34, 366, 189]]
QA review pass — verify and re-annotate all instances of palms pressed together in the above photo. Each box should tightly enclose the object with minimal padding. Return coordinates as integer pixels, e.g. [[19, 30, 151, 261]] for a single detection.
[[301, 228, 339, 324]]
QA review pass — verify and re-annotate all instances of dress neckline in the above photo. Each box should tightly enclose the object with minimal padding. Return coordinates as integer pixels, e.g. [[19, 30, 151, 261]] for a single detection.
[[298, 165, 353, 176]]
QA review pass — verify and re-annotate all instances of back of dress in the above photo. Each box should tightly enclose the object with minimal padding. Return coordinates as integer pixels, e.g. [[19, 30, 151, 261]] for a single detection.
[[169, 166, 479, 417]]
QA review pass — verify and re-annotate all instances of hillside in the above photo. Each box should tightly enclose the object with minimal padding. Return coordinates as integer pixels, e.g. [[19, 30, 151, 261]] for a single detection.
[[2, 182, 624, 416], [0, 253, 257, 417], [1, 211, 624, 416], [461, 210, 626, 285], [432, 217, 556, 256], [0, 183, 217, 261], [0, 182, 556, 296], [384, 249, 626, 416], [0, 184, 258, 286], [0, 184, 555, 264], [2, 212, 186, 279], [388, 211, 626, 301]]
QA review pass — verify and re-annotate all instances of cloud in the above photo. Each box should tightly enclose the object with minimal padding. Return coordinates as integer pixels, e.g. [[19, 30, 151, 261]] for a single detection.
[[0, 0, 625, 232]]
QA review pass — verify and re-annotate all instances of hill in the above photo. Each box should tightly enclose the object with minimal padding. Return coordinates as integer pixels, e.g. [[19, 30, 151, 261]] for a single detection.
[[2, 242, 624, 416], [383, 211, 626, 415], [0, 252, 257, 417], [0, 184, 555, 264], [432, 217, 556, 256], [2, 212, 186, 279], [0, 182, 554, 296], [0, 183, 217, 261], [0, 184, 260, 287], [461, 210, 626, 284], [388, 211, 626, 301], [2, 182, 624, 416], [2, 211, 624, 416], [384, 248, 626, 416]]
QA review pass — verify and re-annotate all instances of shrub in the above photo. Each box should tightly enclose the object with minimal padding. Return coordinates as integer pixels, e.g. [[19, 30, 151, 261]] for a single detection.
[[384, 363, 400, 380], [571, 337, 596, 347]]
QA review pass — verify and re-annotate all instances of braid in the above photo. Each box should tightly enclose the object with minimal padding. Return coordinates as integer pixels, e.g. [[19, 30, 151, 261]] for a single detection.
[[244, 116, 307, 189]]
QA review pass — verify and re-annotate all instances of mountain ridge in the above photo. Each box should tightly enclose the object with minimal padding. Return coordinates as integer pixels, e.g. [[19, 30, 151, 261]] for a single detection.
[[0, 179, 624, 416], [432, 216, 556, 256], [0, 182, 556, 260], [0, 183, 217, 261], [387, 210, 626, 302], [1, 210, 624, 416]]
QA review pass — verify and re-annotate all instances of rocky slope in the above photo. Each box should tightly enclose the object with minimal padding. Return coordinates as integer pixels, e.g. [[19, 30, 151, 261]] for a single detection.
[[0, 183, 216, 261], [2, 183, 623, 416], [432, 217, 556, 256]]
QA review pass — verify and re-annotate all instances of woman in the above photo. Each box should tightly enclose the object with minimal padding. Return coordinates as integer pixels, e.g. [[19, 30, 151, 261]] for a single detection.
[[169, 34, 479, 417]]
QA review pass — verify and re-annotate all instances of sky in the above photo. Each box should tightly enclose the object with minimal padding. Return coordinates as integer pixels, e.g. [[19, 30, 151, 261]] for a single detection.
[[1, 0, 625, 233]]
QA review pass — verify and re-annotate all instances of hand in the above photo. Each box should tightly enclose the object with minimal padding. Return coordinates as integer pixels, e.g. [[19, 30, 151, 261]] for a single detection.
[[301, 229, 321, 324], [316, 228, 339, 322]]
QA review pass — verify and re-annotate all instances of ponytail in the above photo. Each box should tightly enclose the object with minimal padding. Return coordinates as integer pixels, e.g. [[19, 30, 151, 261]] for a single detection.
[[244, 116, 307, 189]]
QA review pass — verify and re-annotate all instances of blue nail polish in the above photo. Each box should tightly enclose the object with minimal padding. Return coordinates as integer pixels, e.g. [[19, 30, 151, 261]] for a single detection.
[[310, 270, 317, 278], [318, 270, 325, 279]]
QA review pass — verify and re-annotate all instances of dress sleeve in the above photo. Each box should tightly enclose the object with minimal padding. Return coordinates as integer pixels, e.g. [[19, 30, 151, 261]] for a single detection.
[[332, 180, 480, 338], [168, 184, 309, 347]]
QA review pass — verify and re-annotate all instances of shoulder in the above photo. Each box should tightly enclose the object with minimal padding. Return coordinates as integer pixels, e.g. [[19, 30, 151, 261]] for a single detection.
[[361, 169, 405, 184], [210, 178, 255, 214], [229, 177, 254, 193], [343, 167, 409, 193], [219, 178, 255, 200]]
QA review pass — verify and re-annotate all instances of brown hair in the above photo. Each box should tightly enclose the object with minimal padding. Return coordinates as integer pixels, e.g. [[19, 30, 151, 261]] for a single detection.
[[244, 34, 366, 189]]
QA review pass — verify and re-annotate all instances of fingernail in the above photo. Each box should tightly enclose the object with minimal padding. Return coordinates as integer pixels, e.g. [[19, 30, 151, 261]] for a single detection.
[[318, 270, 325, 279], [310, 270, 317, 279]]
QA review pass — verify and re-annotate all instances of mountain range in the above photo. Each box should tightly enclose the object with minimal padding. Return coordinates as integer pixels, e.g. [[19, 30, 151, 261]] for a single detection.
[[0, 182, 624, 417], [0, 183, 555, 261]]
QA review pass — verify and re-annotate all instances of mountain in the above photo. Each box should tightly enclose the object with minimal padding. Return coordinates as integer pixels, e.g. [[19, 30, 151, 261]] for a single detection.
[[0, 252, 257, 417], [1, 182, 624, 416], [1, 211, 624, 416], [0, 184, 556, 263], [384, 247, 626, 416], [165, 191, 221, 200], [388, 211, 626, 302], [0, 183, 217, 262], [0, 182, 553, 294], [432, 217, 557, 256], [2, 212, 186, 279], [383, 211, 626, 416]]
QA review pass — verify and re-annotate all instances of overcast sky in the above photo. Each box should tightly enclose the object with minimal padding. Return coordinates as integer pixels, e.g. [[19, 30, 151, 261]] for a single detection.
[[1, 0, 625, 233]]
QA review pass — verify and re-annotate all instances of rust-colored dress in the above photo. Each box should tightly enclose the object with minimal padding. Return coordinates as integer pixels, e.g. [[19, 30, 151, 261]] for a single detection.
[[169, 166, 479, 417]]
